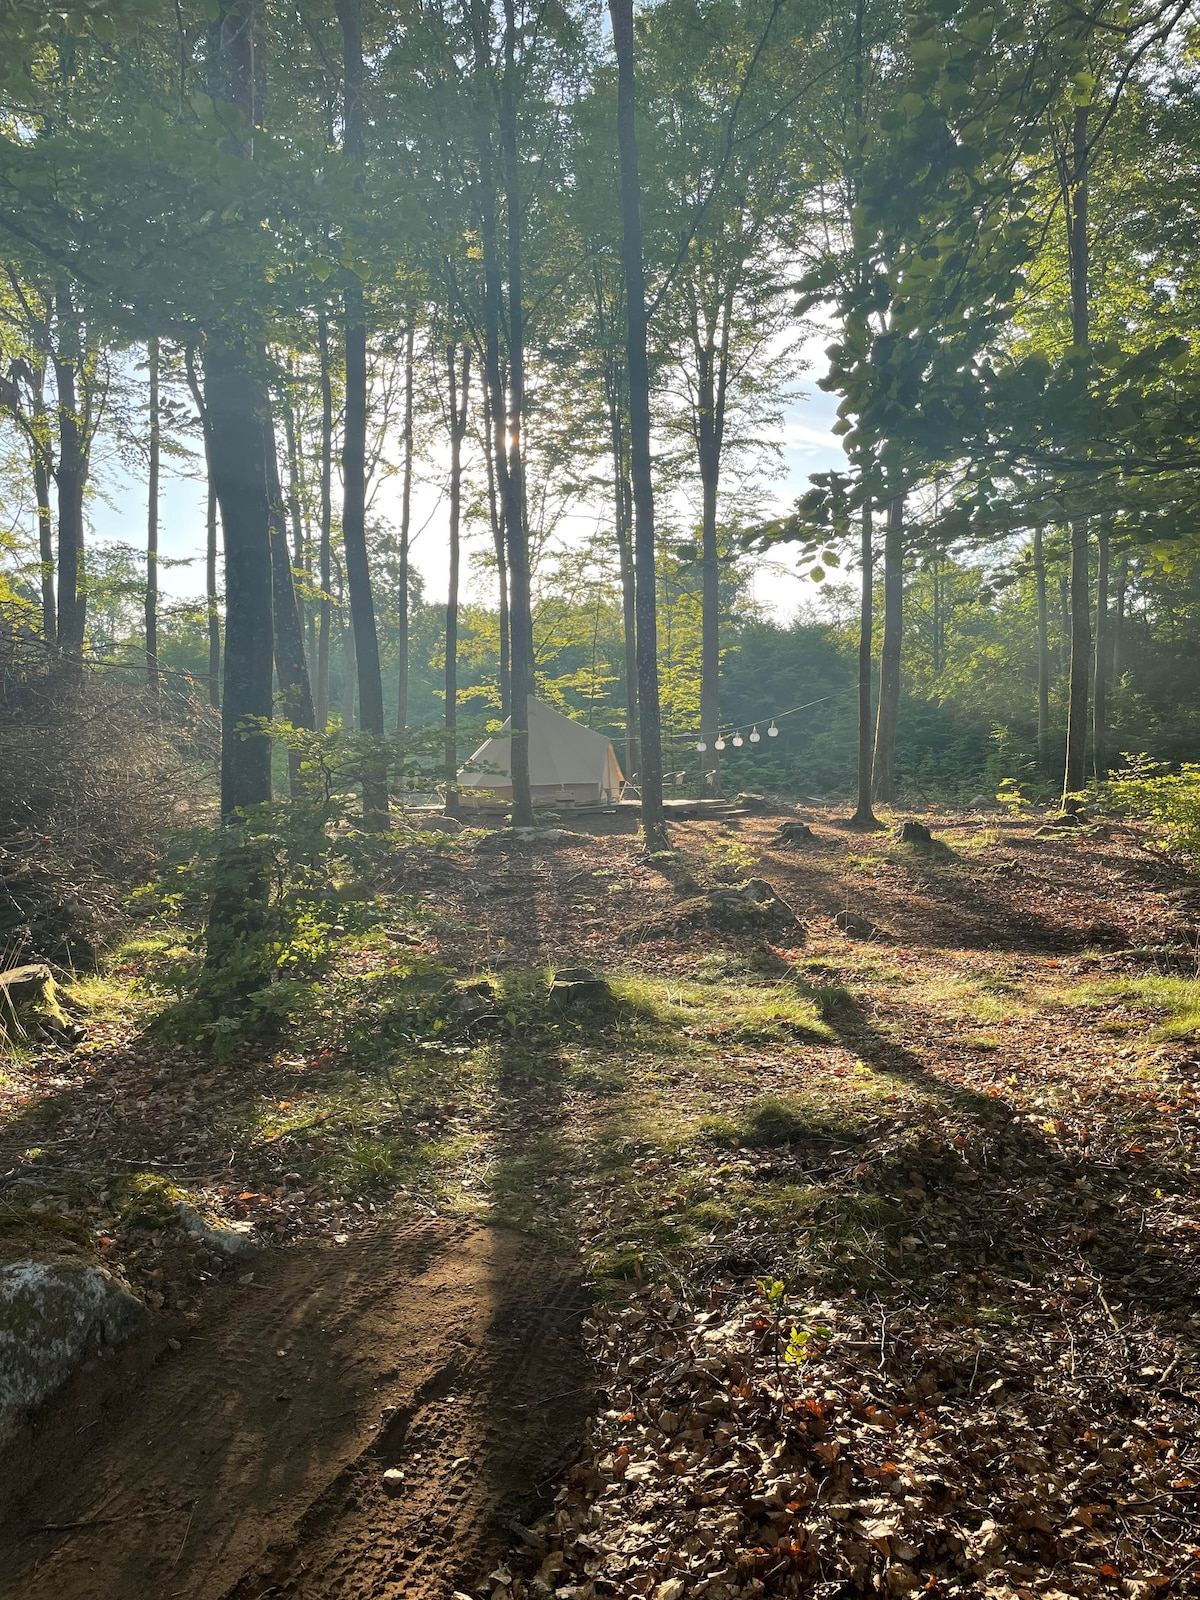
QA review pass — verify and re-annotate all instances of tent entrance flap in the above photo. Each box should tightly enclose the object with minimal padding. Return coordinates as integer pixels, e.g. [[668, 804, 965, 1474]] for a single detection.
[[458, 697, 624, 806]]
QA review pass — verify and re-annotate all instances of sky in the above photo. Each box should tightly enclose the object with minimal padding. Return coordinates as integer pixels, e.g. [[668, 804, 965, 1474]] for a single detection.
[[88, 333, 848, 621]]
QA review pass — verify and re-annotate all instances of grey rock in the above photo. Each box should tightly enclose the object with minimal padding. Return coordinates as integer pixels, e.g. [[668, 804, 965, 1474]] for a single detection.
[[0, 1260, 147, 1435], [834, 909, 878, 940], [175, 1202, 258, 1258]]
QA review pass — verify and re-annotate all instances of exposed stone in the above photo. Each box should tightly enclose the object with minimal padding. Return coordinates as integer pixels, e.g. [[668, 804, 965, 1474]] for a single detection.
[[174, 1203, 258, 1259], [382, 1467, 406, 1497], [0, 1260, 147, 1436]]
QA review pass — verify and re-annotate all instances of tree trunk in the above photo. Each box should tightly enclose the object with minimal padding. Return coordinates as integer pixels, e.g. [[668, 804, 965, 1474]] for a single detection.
[[342, 606, 357, 729], [698, 410, 720, 794], [206, 476, 220, 709], [613, 415, 639, 788], [593, 265, 638, 784], [337, 0, 388, 826], [23, 362, 56, 647], [282, 378, 307, 649], [145, 335, 160, 692], [872, 491, 904, 804], [498, 0, 534, 827], [396, 321, 415, 732], [1092, 517, 1110, 781], [610, 0, 666, 848], [1063, 519, 1091, 799], [850, 493, 878, 827], [1062, 103, 1091, 808], [185, 345, 221, 709], [1034, 524, 1051, 777], [1112, 551, 1127, 682], [445, 340, 470, 815], [481, 376, 510, 715], [316, 312, 333, 730], [205, 336, 274, 816], [52, 286, 87, 664], [266, 409, 316, 742]]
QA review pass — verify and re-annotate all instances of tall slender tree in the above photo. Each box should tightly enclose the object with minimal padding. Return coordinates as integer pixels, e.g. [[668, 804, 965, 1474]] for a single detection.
[[336, 0, 388, 826], [610, 0, 666, 847], [144, 335, 160, 692]]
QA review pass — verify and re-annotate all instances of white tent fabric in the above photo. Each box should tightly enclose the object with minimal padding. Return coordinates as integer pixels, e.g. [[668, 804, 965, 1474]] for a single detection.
[[458, 697, 623, 805]]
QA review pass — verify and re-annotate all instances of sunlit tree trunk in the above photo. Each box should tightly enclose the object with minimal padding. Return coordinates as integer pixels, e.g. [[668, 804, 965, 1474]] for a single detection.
[[316, 312, 333, 731], [1062, 104, 1091, 806], [850, 491, 878, 828], [1034, 524, 1051, 777], [1112, 551, 1128, 682], [611, 0, 666, 848], [52, 286, 88, 666], [336, 0, 388, 826], [206, 478, 220, 709], [481, 373, 510, 716], [498, 0, 534, 826], [397, 321, 415, 732], [145, 336, 160, 693], [266, 413, 315, 796], [205, 0, 273, 820], [445, 339, 470, 815], [593, 267, 638, 786], [1093, 517, 1110, 780], [28, 362, 56, 647], [872, 491, 904, 804]]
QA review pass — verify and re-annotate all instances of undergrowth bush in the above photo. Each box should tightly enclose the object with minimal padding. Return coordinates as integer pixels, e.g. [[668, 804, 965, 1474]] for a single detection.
[[1106, 755, 1200, 869], [0, 620, 217, 966]]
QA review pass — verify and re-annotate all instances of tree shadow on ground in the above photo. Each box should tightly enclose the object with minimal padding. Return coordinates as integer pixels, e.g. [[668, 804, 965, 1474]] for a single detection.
[[808, 981, 1200, 1339]]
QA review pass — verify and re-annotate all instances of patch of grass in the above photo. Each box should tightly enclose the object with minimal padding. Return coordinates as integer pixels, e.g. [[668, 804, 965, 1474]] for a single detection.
[[910, 971, 1028, 1025], [843, 851, 889, 876], [700, 1093, 864, 1150], [1036, 973, 1200, 1039]]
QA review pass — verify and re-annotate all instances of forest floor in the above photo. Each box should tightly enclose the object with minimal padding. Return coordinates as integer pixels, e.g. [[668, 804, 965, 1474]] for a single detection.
[[2, 807, 1200, 1600]]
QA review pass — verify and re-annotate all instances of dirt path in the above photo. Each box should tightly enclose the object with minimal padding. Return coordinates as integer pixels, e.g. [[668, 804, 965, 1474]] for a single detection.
[[0, 1220, 591, 1600]]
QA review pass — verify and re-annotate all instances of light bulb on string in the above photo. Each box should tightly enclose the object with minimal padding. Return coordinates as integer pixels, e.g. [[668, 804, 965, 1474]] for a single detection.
[[714, 737, 726, 751], [767, 721, 779, 737], [749, 725, 761, 743], [696, 740, 707, 752], [732, 733, 744, 748]]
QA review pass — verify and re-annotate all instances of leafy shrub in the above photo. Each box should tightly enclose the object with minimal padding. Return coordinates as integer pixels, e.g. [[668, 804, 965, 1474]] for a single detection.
[[1106, 755, 1200, 868]]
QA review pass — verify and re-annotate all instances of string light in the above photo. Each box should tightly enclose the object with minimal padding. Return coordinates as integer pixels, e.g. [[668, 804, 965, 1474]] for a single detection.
[[732, 733, 743, 747], [714, 737, 726, 751], [749, 725, 761, 743], [696, 740, 707, 752], [767, 721, 779, 737]]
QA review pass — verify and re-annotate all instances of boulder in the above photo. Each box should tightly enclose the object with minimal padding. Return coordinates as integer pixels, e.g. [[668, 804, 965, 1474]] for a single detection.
[[0, 1260, 147, 1436], [174, 1203, 258, 1259]]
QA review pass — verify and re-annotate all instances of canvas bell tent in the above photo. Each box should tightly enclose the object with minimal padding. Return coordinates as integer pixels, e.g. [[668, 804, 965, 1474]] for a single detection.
[[458, 698, 624, 810]]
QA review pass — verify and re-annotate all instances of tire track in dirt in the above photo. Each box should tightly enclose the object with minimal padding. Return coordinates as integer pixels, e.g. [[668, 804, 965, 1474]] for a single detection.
[[0, 1219, 592, 1600]]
